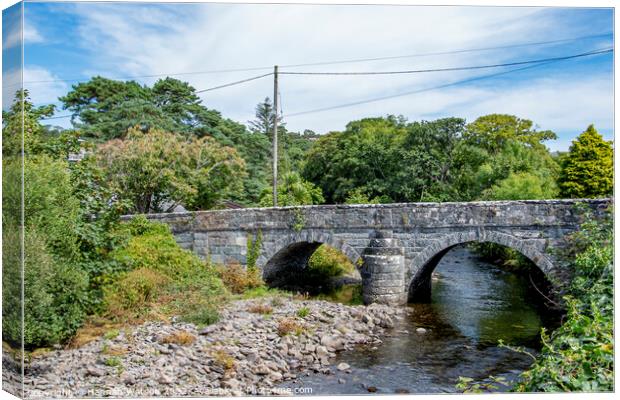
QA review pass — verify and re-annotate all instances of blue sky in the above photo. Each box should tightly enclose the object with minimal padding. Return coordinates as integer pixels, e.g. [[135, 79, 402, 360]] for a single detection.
[[2, 1, 614, 151]]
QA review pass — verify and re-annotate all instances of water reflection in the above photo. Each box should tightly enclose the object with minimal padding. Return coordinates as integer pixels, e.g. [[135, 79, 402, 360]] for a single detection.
[[281, 245, 556, 394]]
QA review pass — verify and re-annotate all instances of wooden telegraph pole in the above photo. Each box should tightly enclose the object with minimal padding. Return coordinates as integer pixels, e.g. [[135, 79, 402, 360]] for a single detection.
[[272, 65, 279, 207]]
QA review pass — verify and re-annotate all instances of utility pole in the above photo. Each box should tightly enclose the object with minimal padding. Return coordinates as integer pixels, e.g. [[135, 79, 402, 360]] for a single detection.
[[272, 65, 279, 207]]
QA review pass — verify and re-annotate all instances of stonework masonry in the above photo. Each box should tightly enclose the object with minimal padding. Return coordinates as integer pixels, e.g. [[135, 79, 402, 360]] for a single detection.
[[124, 199, 611, 305]]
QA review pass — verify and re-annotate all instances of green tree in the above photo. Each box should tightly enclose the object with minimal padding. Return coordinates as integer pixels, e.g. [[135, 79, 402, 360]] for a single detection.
[[259, 171, 324, 206], [303, 116, 407, 203], [248, 97, 283, 139], [96, 127, 246, 213], [558, 125, 613, 198], [455, 115, 559, 201], [483, 172, 557, 200], [464, 114, 557, 154], [2, 89, 55, 156]]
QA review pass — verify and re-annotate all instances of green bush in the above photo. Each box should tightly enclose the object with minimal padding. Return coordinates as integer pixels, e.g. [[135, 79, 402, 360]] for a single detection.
[[110, 216, 207, 281], [515, 209, 613, 392], [181, 308, 220, 327], [3, 156, 82, 258], [2, 156, 91, 348], [103, 268, 170, 320], [2, 227, 89, 348], [306, 244, 356, 283], [105, 216, 226, 323], [216, 263, 263, 294]]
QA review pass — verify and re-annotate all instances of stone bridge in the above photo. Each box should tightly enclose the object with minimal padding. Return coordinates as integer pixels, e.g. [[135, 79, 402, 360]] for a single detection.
[[133, 199, 610, 305]]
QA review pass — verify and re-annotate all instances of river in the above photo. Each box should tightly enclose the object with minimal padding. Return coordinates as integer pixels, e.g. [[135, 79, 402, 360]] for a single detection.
[[281, 246, 558, 394]]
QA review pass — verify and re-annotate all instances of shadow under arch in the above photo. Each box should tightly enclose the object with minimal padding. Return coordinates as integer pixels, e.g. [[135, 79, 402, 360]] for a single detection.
[[407, 230, 556, 303], [259, 232, 362, 290]]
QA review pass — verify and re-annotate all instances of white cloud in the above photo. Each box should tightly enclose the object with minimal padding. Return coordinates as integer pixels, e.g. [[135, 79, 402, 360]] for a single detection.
[[3, 66, 69, 110], [2, 68, 21, 110], [24, 66, 69, 105], [36, 3, 613, 150], [3, 22, 44, 50]]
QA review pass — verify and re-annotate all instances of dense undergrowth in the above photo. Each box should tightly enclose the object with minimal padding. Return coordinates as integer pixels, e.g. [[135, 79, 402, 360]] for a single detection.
[[104, 216, 226, 326], [514, 209, 613, 392]]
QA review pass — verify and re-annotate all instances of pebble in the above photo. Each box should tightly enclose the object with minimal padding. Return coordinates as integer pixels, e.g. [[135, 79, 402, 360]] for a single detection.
[[337, 362, 351, 371], [416, 327, 427, 334]]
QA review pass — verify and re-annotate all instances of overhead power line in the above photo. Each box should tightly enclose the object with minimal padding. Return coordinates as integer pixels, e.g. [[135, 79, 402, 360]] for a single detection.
[[279, 48, 613, 76], [195, 72, 273, 93], [23, 32, 612, 85], [25, 66, 274, 85], [283, 49, 613, 118], [195, 47, 611, 94], [40, 46, 612, 122], [278, 32, 613, 68]]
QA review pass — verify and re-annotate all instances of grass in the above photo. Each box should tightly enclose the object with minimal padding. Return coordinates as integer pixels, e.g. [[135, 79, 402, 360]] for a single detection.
[[160, 331, 196, 346], [67, 318, 124, 349], [297, 306, 310, 318], [235, 286, 289, 299], [101, 344, 128, 356], [103, 329, 120, 340], [104, 356, 122, 367], [277, 318, 305, 337], [212, 349, 236, 370], [248, 303, 273, 315], [180, 307, 220, 327]]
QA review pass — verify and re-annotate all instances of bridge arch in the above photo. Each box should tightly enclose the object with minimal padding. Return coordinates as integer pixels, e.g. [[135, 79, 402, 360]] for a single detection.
[[258, 231, 362, 287], [407, 230, 555, 302]]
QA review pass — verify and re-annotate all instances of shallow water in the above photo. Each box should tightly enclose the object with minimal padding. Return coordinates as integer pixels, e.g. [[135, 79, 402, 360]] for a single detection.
[[281, 246, 556, 395]]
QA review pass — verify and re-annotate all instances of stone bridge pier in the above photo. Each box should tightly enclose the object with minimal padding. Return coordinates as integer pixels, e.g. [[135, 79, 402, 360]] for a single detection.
[[131, 199, 610, 306]]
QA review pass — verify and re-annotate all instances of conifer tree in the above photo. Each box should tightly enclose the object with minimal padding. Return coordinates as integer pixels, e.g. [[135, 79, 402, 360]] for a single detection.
[[559, 125, 613, 198]]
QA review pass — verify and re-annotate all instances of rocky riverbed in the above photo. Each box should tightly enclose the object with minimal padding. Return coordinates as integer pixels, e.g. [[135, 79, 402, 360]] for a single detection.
[[5, 297, 405, 398]]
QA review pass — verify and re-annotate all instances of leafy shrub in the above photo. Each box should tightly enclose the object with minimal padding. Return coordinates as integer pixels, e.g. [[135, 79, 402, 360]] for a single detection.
[[514, 209, 613, 392], [181, 308, 220, 327], [246, 230, 262, 270], [2, 227, 89, 348], [104, 356, 122, 367], [105, 217, 226, 323], [286, 244, 359, 292], [103, 268, 170, 320], [103, 329, 120, 340], [216, 263, 263, 294], [110, 217, 206, 281]]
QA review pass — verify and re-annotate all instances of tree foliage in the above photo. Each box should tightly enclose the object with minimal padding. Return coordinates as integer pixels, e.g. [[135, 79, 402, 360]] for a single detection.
[[558, 125, 613, 198], [259, 171, 324, 207], [303, 114, 559, 204], [96, 127, 246, 213], [463, 114, 557, 154], [2, 89, 55, 156]]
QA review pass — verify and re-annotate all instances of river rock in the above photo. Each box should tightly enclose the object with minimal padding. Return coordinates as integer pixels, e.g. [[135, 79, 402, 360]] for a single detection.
[[85, 366, 105, 377], [337, 362, 351, 371], [315, 345, 329, 358], [15, 298, 403, 398], [416, 327, 427, 334]]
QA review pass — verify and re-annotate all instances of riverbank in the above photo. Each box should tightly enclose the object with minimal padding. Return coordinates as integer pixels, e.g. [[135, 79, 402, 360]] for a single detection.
[[6, 297, 404, 398]]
